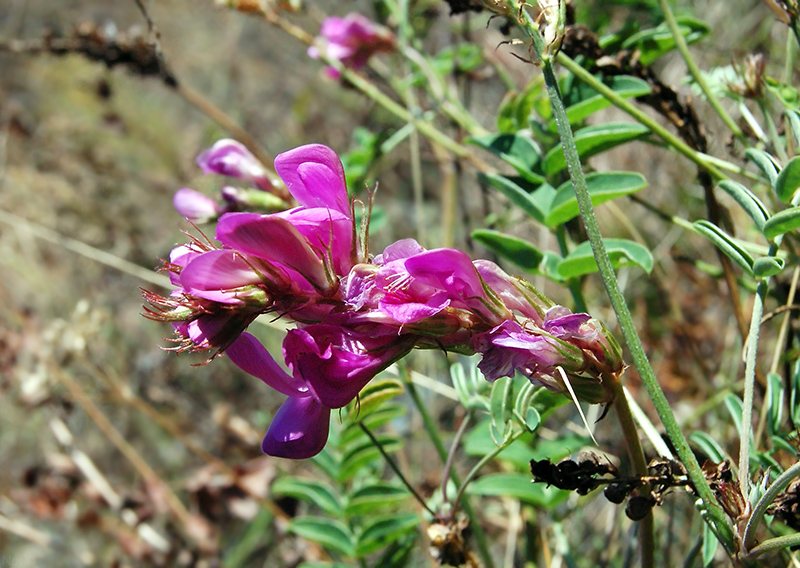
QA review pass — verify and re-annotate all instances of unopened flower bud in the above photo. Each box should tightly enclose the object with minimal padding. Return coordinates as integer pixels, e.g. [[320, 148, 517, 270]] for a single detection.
[[221, 186, 289, 213], [173, 188, 220, 223], [308, 14, 396, 78], [196, 139, 271, 190]]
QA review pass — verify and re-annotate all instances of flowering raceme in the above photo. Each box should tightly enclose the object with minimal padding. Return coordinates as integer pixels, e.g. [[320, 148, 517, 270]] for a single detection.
[[146, 142, 624, 459]]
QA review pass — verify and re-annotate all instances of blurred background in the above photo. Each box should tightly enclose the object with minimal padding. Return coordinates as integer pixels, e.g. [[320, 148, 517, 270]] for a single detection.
[[0, 0, 791, 566]]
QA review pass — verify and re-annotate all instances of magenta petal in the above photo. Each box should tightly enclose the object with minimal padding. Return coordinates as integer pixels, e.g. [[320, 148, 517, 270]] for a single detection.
[[403, 249, 485, 300], [180, 249, 262, 303], [216, 213, 328, 290], [261, 396, 331, 459], [187, 315, 227, 347], [173, 188, 218, 223], [196, 139, 267, 185], [284, 325, 412, 409], [168, 245, 201, 286], [275, 207, 353, 275], [378, 238, 425, 264], [227, 333, 307, 396], [274, 144, 349, 216], [379, 293, 450, 324]]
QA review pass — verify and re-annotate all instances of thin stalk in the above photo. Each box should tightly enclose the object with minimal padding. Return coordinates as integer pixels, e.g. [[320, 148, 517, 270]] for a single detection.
[[174, 82, 285, 196], [656, 0, 744, 141], [757, 98, 790, 164], [441, 412, 472, 505], [395, 0, 426, 245], [358, 422, 436, 517], [0, 208, 170, 288], [259, 9, 493, 173], [514, 3, 735, 552], [743, 460, 800, 553], [555, 53, 726, 181], [453, 428, 528, 512], [754, 265, 800, 449], [746, 533, 800, 559], [52, 366, 195, 531], [739, 243, 779, 511], [555, 226, 588, 312], [611, 377, 655, 568], [403, 366, 497, 568]]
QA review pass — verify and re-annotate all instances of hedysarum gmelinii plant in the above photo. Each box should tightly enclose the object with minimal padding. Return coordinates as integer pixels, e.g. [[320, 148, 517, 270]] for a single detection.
[[145, 142, 624, 459]]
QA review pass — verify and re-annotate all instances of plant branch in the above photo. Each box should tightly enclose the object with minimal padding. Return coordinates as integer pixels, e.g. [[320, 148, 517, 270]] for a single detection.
[[359, 422, 436, 517], [512, 1, 735, 553], [555, 52, 726, 180], [612, 376, 655, 568], [656, 0, 744, 141], [743, 460, 800, 554]]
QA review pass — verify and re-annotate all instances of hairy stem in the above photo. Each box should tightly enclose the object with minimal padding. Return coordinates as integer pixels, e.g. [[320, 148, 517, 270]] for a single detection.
[[512, 1, 735, 553]]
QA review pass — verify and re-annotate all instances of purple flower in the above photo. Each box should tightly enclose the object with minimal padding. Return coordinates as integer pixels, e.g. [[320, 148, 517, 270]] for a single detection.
[[543, 306, 623, 376], [196, 139, 271, 190], [376, 245, 498, 324], [216, 213, 332, 293], [274, 144, 350, 217], [225, 326, 413, 459], [283, 324, 414, 409], [471, 320, 581, 382], [173, 188, 220, 223], [473, 260, 547, 323], [227, 333, 330, 459], [308, 14, 395, 77]]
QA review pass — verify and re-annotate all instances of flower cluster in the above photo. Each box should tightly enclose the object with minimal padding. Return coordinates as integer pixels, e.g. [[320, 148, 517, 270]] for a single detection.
[[308, 13, 396, 78], [146, 143, 623, 459], [172, 139, 290, 224]]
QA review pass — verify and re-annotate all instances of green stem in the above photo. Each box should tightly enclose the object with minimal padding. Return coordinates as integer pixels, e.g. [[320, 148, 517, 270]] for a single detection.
[[403, 367, 497, 568], [743, 460, 800, 554], [746, 533, 800, 559], [442, 412, 472, 505], [739, 238, 781, 509], [555, 52, 726, 181], [452, 428, 528, 511], [656, 0, 745, 141], [358, 422, 436, 517], [555, 226, 588, 312], [611, 377, 654, 568], [513, 2, 736, 553], [757, 98, 789, 164]]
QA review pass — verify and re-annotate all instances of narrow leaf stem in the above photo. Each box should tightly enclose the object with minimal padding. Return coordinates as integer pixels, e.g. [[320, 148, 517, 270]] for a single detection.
[[442, 412, 473, 505], [739, 242, 780, 542], [453, 428, 528, 512], [358, 422, 436, 517], [555, 52, 726, 181], [513, 1, 735, 552], [403, 367, 497, 568], [743, 460, 800, 553], [656, 0, 745, 141]]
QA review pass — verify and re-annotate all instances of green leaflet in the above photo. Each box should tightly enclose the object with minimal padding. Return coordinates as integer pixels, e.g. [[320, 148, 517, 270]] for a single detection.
[[557, 238, 654, 278], [543, 122, 650, 176]]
